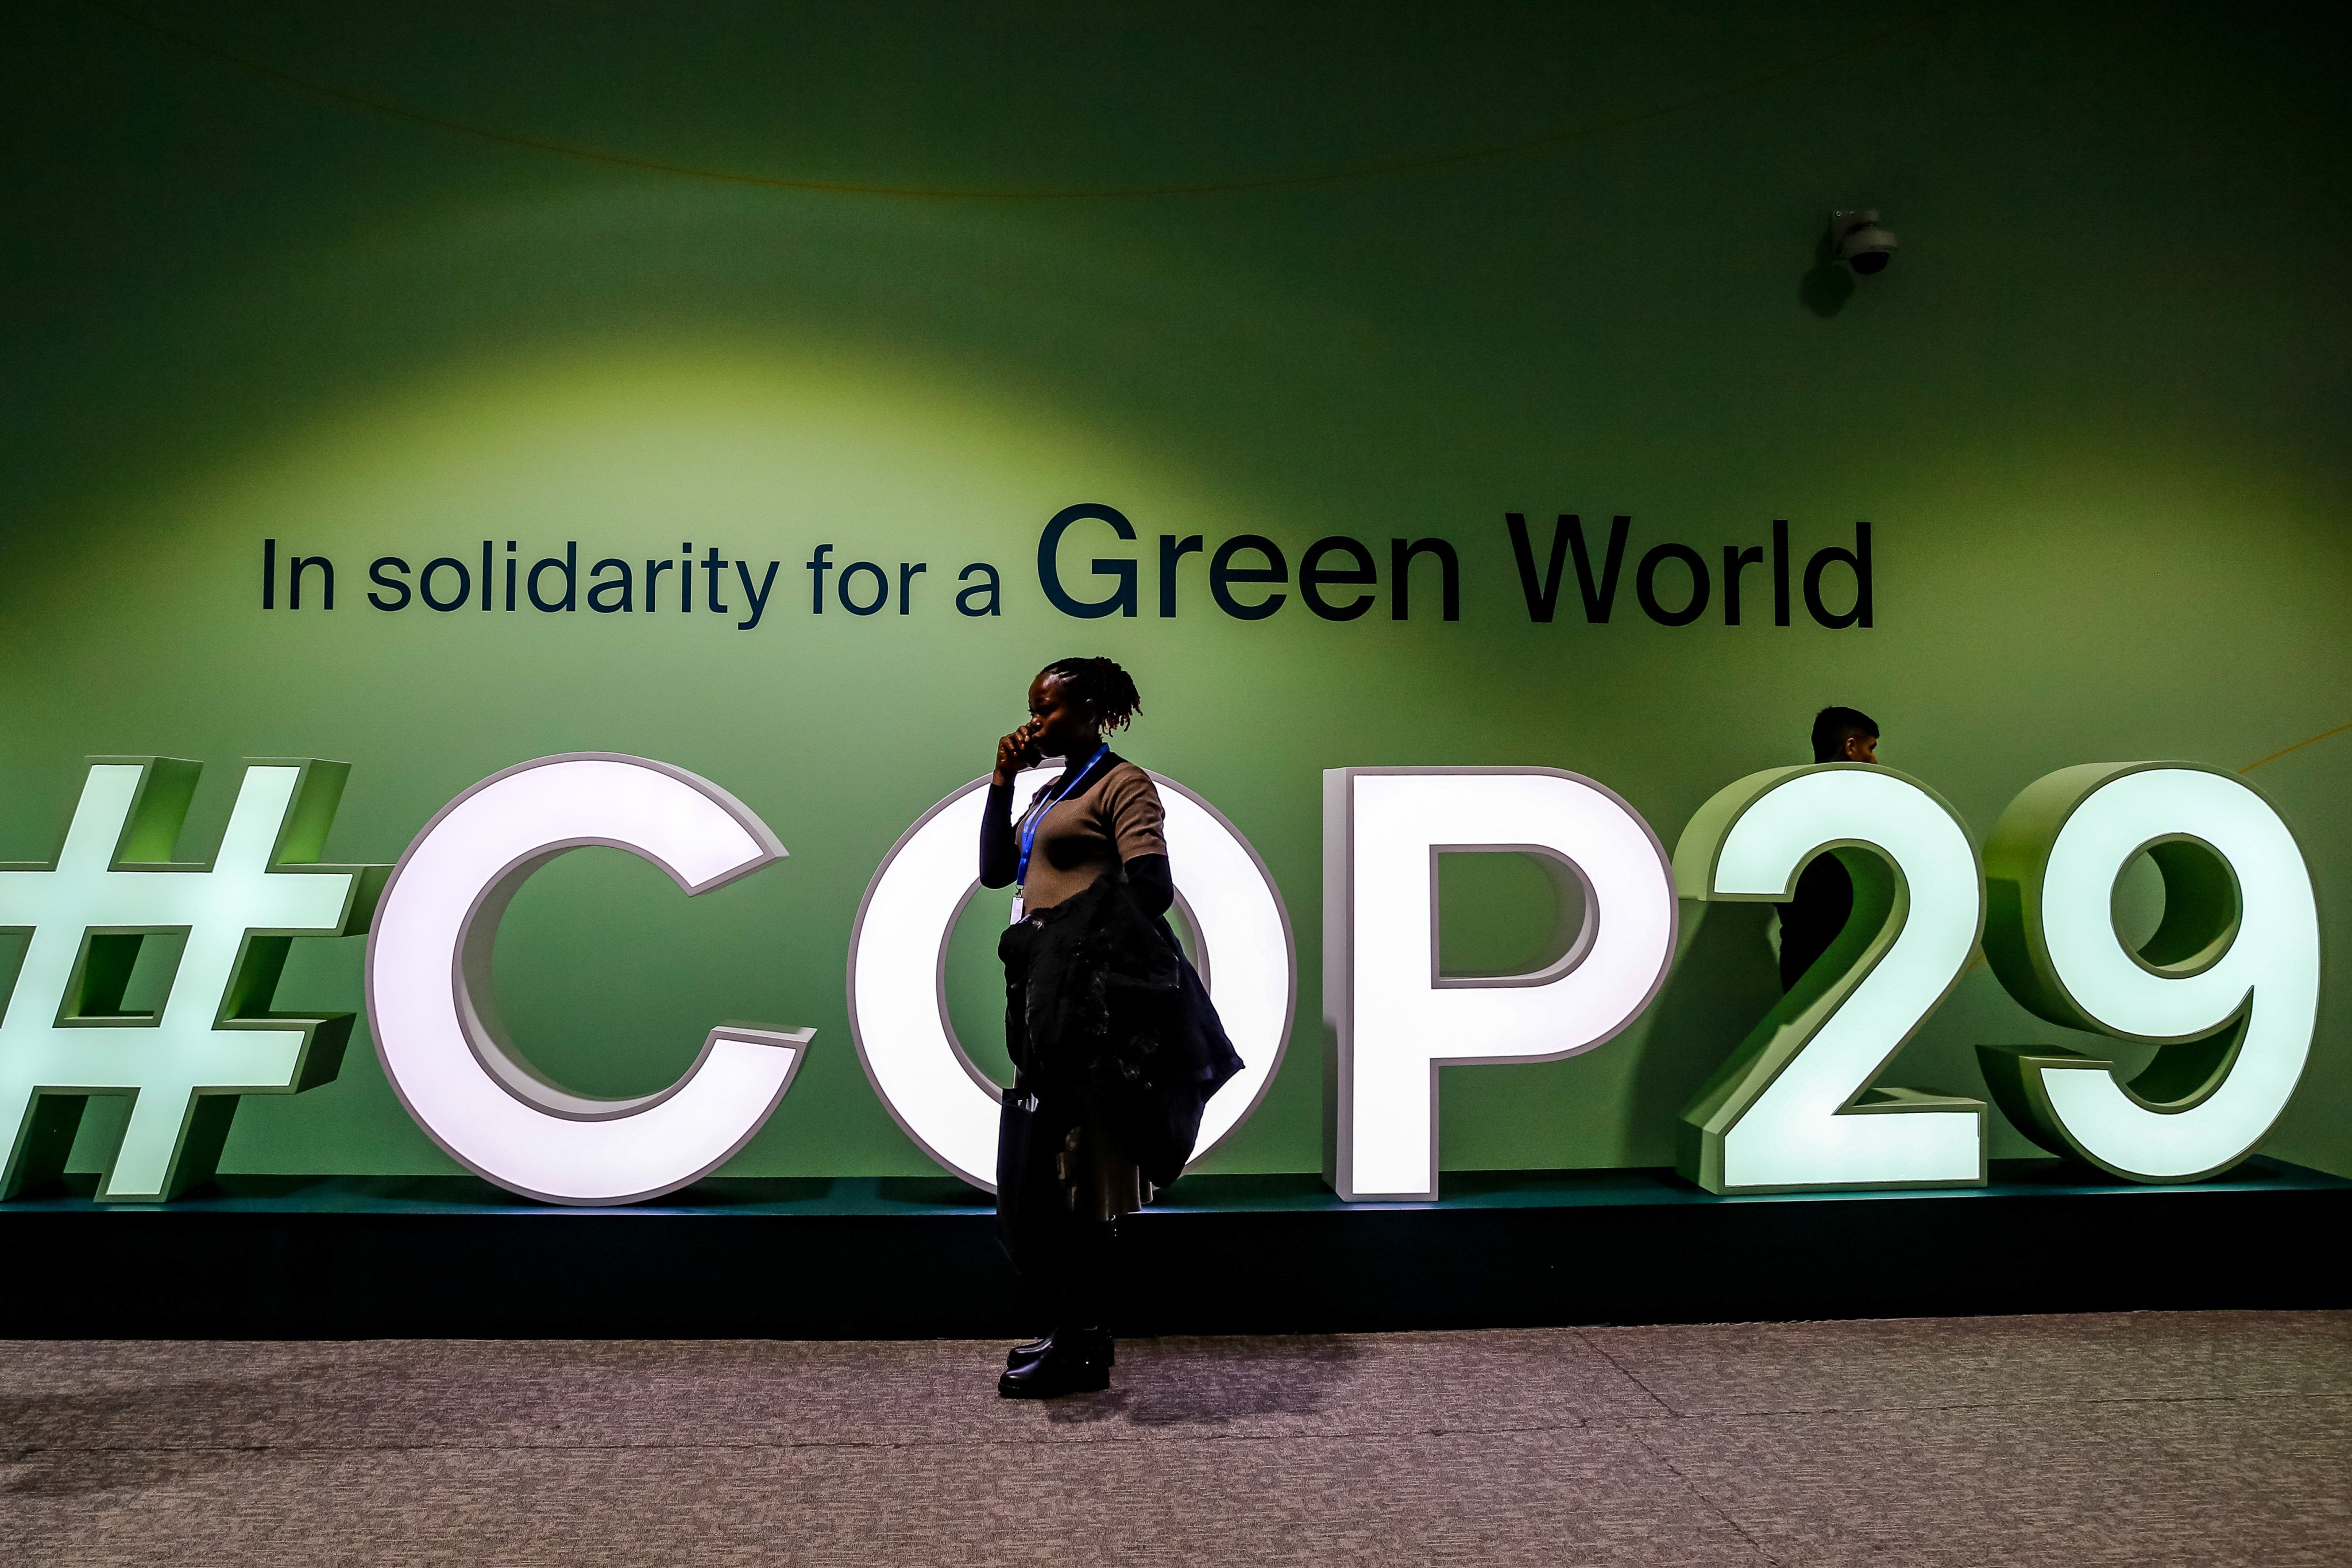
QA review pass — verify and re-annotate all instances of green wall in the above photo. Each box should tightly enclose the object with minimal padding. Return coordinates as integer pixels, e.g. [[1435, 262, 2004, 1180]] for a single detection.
[[2, 2, 2346, 1182]]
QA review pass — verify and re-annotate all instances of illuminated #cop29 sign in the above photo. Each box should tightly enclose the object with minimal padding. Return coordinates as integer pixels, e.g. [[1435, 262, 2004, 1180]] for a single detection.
[[0, 749, 2320, 1205]]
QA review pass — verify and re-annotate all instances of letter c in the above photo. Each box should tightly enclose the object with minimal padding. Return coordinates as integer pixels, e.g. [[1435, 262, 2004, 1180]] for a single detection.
[[367, 754, 810, 1204]]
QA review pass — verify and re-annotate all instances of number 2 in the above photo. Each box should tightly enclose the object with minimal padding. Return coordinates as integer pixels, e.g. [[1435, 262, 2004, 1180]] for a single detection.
[[1673, 765, 1986, 1194]]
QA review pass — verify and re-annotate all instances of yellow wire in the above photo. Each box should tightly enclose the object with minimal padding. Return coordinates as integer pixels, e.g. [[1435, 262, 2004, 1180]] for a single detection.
[[2240, 720, 2352, 775], [71, 0, 1963, 202]]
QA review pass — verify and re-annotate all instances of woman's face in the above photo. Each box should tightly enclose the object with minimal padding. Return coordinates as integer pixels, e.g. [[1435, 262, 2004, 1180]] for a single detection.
[[1026, 672, 1100, 759]]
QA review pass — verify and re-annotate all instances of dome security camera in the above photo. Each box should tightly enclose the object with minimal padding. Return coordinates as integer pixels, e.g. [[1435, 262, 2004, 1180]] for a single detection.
[[1829, 208, 1898, 274]]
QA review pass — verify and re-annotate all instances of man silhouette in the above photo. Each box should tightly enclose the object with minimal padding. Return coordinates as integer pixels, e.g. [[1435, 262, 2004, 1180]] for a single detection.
[[1780, 706, 1879, 992]]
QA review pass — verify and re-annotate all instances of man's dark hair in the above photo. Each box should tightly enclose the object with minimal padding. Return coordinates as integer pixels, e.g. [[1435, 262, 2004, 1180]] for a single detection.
[[1811, 705, 1879, 763], [1041, 655, 1142, 731]]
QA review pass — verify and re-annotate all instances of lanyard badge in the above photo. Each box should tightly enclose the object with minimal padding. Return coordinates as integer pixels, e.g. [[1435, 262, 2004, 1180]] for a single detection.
[[1010, 744, 1110, 923]]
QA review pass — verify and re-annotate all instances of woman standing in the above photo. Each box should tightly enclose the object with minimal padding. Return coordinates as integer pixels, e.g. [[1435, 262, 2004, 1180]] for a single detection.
[[980, 656, 1239, 1398]]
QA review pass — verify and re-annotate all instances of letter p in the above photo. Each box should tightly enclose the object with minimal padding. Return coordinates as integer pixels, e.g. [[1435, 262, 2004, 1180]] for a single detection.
[[1323, 768, 1677, 1200]]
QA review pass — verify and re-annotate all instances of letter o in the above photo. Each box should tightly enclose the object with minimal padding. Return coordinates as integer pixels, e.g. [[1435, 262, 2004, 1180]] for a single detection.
[[367, 754, 811, 1204], [419, 557, 473, 612], [839, 562, 889, 616], [1635, 543, 1710, 626], [848, 767, 1294, 1189]]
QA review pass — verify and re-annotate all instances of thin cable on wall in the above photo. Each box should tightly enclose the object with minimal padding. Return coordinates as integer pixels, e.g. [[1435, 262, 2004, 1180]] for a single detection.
[[2241, 721, 2352, 775], [72, 0, 1961, 202]]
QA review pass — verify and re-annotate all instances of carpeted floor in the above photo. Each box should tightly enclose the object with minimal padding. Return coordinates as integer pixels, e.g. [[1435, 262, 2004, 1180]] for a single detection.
[[3, 1310, 2346, 1565]]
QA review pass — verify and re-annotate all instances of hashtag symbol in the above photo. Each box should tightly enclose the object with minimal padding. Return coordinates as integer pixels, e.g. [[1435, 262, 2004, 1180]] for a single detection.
[[0, 758, 386, 1202]]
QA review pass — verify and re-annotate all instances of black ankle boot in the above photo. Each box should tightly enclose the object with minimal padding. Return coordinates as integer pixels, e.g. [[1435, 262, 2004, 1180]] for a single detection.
[[997, 1328, 1112, 1398], [1007, 1327, 1115, 1372]]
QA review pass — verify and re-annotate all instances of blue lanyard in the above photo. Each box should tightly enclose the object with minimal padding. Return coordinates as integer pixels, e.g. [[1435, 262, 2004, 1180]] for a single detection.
[[1015, 743, 1110, 891]]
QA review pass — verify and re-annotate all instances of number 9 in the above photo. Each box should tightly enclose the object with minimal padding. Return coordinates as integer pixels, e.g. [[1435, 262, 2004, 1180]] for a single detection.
[[1978, 763, 2320, 1182]]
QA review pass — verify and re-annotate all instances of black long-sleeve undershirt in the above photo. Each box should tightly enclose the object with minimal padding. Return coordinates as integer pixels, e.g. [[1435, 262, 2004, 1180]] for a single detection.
[[1125, 852, 1173, 918], [979, 779, 1172, 918], [978, 779, 1020, 888]]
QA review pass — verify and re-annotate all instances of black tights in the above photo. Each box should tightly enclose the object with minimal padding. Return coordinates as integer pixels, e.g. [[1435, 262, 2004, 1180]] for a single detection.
[[998, 1092, 1121, 1334], [1040, 1219, 1118, 1331]]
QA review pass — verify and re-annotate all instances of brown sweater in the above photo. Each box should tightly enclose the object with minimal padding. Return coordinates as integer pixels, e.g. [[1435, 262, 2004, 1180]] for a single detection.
[[1018, 761, 1166, 912]]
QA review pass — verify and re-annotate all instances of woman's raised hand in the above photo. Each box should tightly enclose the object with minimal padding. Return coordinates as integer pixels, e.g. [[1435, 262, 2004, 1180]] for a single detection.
[[994, 720, 1043, 785]]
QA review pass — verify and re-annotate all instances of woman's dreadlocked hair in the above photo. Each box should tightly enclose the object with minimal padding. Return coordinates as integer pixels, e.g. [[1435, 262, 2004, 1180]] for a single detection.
[[1041, 655, 1142, 732]]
